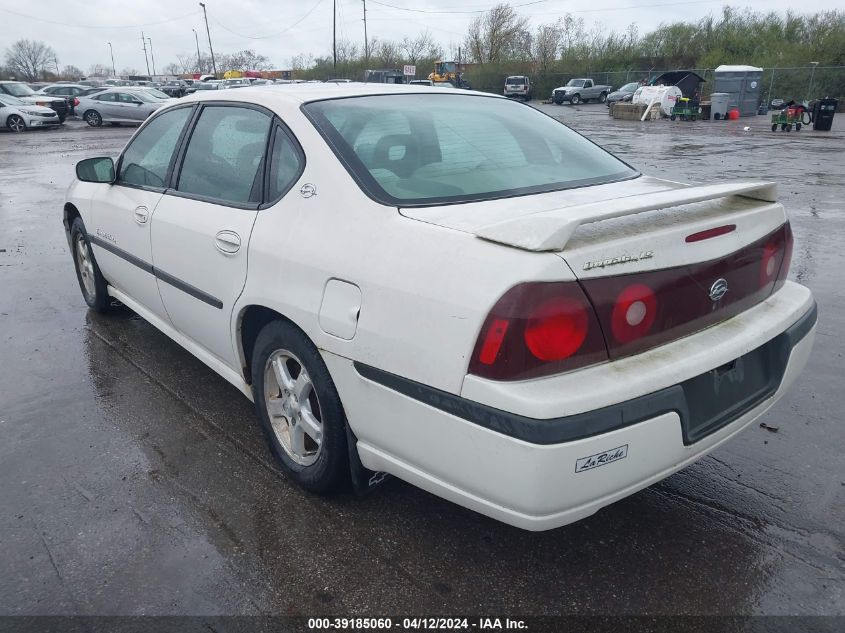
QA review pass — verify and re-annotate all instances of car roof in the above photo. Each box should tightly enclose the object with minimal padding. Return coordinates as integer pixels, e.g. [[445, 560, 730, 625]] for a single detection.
[[177, 82, 499, 106]]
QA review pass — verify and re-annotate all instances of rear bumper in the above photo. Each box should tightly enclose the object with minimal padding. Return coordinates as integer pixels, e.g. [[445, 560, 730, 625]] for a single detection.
[[328, 282, 815, 530]]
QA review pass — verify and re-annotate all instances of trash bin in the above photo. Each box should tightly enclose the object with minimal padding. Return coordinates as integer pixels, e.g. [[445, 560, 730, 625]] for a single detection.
[[812, 97, 837, 131], [710, 93, 730, 120]]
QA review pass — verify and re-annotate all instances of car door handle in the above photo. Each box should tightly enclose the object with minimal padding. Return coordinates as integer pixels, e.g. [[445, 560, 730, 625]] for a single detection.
[[214, 230, 241, 254], [134, 206, 149, 224]]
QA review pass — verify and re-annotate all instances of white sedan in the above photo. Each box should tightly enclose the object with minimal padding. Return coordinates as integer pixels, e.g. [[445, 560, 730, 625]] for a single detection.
[[0, 93, 60, 131], [63, 84, 815, 530]]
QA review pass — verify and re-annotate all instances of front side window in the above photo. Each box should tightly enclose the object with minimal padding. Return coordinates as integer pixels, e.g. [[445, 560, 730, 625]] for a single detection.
[[117, 107, 192, 188], [304, 94, 636, 206], [176, 106, 271, 204], [95, 93, 117, 102]]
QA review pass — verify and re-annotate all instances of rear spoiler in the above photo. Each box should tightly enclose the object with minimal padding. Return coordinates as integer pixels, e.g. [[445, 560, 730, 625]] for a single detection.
[[475, 180, 778, 252]]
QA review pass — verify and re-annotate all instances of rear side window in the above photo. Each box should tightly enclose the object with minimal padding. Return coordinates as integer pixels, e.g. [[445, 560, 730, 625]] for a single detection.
[[267, 126, 304, 201], [176, 106, 271, 204], [118, 107, 192, 188], [304, 93, 636, 206]]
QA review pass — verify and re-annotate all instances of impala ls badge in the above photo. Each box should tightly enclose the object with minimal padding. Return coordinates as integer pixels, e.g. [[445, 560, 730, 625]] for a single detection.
[[709, 278, 729, 302]]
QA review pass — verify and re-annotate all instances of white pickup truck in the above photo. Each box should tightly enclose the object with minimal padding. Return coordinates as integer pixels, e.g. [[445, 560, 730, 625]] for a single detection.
[[552, 78, 613, 105]]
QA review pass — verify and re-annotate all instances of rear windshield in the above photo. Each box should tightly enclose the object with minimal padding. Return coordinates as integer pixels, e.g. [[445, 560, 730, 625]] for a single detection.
[[303, 93, 636, 206], [506, 77, 525, 85]]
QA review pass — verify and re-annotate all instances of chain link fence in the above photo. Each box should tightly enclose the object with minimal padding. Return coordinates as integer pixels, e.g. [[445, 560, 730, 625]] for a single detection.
[[467, 66, 845, 107]]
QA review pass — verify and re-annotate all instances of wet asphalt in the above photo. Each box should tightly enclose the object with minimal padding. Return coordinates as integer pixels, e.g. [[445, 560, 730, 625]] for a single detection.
[[0, 105, 843, 619]]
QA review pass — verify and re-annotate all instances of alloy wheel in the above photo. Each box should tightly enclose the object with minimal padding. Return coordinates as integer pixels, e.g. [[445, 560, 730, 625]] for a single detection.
[[263, 349, 324, 466], [75, 234, 96, 300], [8, 115, 25, 133]]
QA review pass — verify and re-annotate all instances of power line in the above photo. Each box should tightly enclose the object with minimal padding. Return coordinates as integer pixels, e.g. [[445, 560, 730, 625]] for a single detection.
[[210, 0, 325, 40], [526, 0, 730, 16], [0, 7, 200, 29], [368, 0, 547, 14]]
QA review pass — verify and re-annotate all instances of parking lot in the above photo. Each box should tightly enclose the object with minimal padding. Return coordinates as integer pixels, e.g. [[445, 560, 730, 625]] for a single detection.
[[1, 104, 843, 619]]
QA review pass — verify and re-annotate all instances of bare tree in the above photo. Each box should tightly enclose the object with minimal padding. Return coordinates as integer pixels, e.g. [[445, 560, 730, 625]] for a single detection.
[[120, 66, 141, 77], [402, 31, 435, 65], [4, 40, 56, 81], [375, 39, 401, 67], [62, 65, 84, 80], [463, 3, 530, 64], [465, 16, 485, 62], [88, 63, 111, 78], [162, 62, 180, 76], [219, 49, 271, 72], [533, 21, 562, 74], [335, 39, 360, 64]]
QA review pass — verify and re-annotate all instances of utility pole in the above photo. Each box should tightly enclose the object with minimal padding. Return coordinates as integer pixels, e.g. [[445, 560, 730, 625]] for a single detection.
[[147, 37, 156, 76], [108, 42, 116, 77], [141, 31, 151, 77], [363, 0, 368, 63], [193, 28, 202, 73], [199, 3, 218, 78], [333, 0, 337, 70]]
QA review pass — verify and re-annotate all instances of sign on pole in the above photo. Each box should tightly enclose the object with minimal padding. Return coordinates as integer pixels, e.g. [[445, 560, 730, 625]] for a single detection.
[[403, 65, 416, 77]]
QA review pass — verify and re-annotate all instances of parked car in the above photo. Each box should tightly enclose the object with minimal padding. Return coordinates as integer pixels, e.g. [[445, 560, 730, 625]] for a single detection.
[[504, 75, 531, 100], [191, 81, 224, 91], [0, 93, 61, 131], [37, 83, 88, 115], [223, 78, 251, 89], [77, 89, 174, 126], [552, 78, 613, 105], [327, 78, 353, 83], [0, 81, 69, 122], [64, 84, 815, 531], [78, 86, 109, 98], [408, 79, 433, 86], [160, 80, 191, 98], [606, 82, 640, 106], [134, 87, 173, 100], [433, 81, 455, 88]]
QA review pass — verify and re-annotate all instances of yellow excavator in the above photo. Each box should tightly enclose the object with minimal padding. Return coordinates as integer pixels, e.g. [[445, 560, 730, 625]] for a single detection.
[[428, 61, 471, 88]]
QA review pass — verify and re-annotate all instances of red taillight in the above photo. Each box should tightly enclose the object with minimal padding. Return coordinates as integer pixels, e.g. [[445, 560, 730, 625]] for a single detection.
[[774, 221, 793, 291], [524, 296, 588, 361], [610, 283, 657, 344], [469, 282, 608, 380], [581, 222, 793, 360], [478, 318, 509, 365]]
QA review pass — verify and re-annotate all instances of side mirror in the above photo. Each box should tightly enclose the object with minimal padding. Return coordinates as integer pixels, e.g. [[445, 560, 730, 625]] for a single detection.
[[76, 157, 115, 183]]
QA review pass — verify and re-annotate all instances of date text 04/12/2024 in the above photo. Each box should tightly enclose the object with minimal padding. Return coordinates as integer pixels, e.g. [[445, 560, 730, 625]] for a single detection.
[[307, 618, 528, 630]]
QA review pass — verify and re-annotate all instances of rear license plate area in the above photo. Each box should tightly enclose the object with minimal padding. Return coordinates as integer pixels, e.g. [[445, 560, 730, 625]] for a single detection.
[[679, 336, 787, 444]]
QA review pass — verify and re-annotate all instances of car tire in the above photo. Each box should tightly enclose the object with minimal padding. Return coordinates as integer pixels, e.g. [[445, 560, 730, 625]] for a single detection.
[[599, 92, 607, 103], [251, 319, 349, 494], [570, 93, 581, 105], [6, 114, 26, 133], [70, 218, 111, 314], [84, 110, 103, 127]]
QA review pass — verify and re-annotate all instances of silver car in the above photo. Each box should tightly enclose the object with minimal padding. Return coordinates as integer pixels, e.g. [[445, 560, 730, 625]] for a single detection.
[[78, 89, 175, 127]]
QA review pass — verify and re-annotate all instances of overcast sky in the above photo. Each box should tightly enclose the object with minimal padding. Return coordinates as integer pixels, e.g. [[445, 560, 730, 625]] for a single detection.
[[2, 0, 839, 74]]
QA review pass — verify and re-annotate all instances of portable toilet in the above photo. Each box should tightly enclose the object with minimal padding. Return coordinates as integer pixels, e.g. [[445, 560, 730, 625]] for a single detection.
[[714, 65, 764, 117]]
